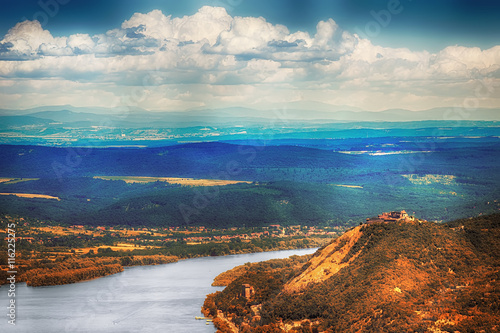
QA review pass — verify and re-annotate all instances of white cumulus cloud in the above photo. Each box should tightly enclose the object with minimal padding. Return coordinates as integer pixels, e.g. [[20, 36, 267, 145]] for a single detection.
[[0, 6, 499, 111], [0, 20, 66, 59]]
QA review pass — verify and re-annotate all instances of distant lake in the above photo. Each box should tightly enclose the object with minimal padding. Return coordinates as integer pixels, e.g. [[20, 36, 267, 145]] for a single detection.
[[0, 248, 317, 332]]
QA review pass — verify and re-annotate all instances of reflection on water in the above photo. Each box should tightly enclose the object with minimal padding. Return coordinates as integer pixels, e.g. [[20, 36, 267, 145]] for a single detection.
[[0, 248, 316, 333]]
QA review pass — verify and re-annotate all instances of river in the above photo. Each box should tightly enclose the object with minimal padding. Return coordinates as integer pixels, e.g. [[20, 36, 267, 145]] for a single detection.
[[1, 248, 317, 332]]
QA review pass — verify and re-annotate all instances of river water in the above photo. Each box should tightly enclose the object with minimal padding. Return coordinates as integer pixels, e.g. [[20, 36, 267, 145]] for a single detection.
[[1, 248, 317, 332]]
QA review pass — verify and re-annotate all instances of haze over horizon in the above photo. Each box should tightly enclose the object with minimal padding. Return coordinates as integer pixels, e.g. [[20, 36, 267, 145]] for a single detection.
[[1, 0, 499, 116]]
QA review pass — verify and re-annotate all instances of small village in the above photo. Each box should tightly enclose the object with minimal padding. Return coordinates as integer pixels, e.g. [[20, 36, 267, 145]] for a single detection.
[[2, 211, 432, 257], [0, 215, 346, 275], [1, 215, 344, 249], [1, 215, 342, 287], [2, 211, 434, 256]]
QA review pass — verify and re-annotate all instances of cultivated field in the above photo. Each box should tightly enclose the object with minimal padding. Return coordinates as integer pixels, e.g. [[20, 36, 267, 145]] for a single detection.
[[0, 177, 38, 184], [333, 184, 364, 189], [94, 176, 252, 186], [74, 244, 159, 255], [402, 174, 457, 186], [0, 192, 60, 200]]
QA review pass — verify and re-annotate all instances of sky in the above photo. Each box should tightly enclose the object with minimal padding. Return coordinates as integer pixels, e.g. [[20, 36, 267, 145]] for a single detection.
[[0, 0, 499, 112]]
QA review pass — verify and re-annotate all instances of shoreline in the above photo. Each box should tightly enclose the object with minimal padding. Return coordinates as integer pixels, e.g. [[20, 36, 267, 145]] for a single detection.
[[1, 244, 323, 288]]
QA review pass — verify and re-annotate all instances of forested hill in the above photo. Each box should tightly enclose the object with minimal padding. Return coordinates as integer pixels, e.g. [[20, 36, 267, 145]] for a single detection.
[[1, 140, 499, 180], [0, 143, 356, 179], [0, 141, 499, 226], [207, 214, 500, 332]]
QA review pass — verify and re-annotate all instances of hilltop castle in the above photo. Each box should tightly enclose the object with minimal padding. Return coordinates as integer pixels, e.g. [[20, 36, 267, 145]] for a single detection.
[[366, 210, 415, 224]]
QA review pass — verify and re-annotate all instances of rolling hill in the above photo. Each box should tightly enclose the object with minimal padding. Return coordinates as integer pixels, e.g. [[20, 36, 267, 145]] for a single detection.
[[206, 214, 500, 332]]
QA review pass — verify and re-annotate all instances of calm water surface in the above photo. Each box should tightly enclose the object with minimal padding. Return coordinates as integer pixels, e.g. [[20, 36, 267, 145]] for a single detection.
[[1, 248, 316, 332]]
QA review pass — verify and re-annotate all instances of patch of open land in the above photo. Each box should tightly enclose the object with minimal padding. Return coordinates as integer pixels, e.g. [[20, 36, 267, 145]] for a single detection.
[[332, 184, 363, 189], [338, 150, 432, 155], [94, 176, 252, 186], [74, 244, 160, 255], [0, 192, 60, 200], [0, 177, 38, 184], [402, 174, 457, 186]]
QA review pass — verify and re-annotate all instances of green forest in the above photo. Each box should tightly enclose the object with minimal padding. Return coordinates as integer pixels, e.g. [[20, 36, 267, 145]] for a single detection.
[[0, 139, 499, 228]]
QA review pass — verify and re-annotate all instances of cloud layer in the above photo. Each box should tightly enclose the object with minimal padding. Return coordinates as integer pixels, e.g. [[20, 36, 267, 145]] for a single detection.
[[0, 6, 499, 111]]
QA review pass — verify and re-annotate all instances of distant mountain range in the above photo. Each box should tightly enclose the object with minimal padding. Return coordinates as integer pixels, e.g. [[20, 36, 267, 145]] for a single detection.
[[1, 105, 499, 124], [0, 106, 498, 146]]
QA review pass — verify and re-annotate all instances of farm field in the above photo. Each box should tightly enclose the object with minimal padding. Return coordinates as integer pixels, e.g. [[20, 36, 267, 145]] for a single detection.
[[0, 177, 38, 184], [0, 192, 60, 200], [94, 175, 252, 186]]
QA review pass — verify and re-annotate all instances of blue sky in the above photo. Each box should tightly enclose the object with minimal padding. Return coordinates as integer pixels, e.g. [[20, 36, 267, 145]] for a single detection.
[[0, 0, 499, 112], [3, 0, 499, 51]]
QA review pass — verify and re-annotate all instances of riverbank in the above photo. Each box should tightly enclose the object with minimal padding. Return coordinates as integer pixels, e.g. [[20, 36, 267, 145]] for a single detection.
[[1, 215, 338, 287], [1, 239, 329, 287], [201, 253, 315, 332], [18, 255, 179, 287], [1, 248, 319, 333]]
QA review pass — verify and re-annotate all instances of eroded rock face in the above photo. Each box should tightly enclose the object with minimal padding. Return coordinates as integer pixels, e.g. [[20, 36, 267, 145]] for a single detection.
[[283, 225, 364, 293]]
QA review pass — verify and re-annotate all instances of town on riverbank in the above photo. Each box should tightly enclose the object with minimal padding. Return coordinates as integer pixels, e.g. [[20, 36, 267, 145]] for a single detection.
[[0, 215, 339, 287]]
